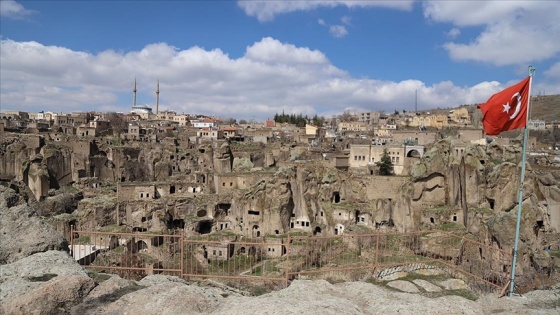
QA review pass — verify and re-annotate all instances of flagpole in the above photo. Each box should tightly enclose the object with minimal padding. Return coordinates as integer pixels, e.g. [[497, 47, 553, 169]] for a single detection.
[[509, 66, 535, 297]]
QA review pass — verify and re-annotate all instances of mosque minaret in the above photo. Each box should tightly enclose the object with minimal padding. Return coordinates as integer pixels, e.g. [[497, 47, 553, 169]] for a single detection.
[[132, 78, 137, 107], [130, 78, 154, 115], [156, 79, 160, 115]]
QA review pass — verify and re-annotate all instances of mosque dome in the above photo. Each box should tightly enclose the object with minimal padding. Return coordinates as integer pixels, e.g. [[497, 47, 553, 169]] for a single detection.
[[131, 104, 153, 114]]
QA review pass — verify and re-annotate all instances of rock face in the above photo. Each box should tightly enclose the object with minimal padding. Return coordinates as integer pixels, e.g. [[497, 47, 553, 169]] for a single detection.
[[402, 140, 560, 289], [0, 250, 95, 315], [80, 281, 227, 315], [210, 280, 559, 315], [0, 186, 68, 264]]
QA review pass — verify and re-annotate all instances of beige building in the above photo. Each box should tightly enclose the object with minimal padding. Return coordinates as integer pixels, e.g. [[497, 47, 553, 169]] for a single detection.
[[77, 120, 112, 137], [358, 111, 381, 124], [449, 107, 471, 125], [410, 114, 448, 129], [392, 131, 438, 145], [173, 115, 190, 127], [196, 128, 224, 140], [349, 144, 406, 174], [337, 121, 368, 133], [157, 110, 177, 121], [305, 124, 318, 136], [55, 113, 91, 126]]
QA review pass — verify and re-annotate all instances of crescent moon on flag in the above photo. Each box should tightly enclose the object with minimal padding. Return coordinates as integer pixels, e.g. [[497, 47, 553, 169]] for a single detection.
[[509, 92, 522, 119]]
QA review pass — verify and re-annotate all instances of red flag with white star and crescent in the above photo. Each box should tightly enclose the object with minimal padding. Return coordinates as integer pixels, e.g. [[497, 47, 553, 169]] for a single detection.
[[477, 76, 531, 136]]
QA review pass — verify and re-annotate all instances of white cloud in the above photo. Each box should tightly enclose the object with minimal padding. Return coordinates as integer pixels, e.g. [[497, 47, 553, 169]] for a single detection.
[[329, 25, 348, 38], [1, 37, 544, 119], [244, 37, 331, 65], [341, 15, 352, 25], [0, 0, 35, 19], [424, 1, 560, 66], [318, 18, 350, 38], [544, 62, 560, 81], [237, 0, 413, 22], [446, 27, 460, 39]]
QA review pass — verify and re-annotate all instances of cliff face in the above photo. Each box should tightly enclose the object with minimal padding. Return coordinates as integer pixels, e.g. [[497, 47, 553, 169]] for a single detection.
[[2, 132, 559, 288], [404, 139, 560, 286], [0, 135, 221, 200]]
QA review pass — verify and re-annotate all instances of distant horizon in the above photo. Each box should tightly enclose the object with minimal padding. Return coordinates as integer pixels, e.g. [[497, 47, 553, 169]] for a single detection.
[[3, 93, 560, 122]]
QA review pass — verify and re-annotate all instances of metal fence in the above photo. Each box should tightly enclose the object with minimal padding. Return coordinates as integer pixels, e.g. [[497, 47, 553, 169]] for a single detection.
[[71, 228, 513, 291], [70, 228, 183, 280]]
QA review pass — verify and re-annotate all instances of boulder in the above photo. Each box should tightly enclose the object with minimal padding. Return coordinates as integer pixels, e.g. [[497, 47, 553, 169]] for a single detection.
[[0, 189, 68, 264], [0, 250, 94, 315], [84, 274, 136, 301], [82, 281, 228, 315]]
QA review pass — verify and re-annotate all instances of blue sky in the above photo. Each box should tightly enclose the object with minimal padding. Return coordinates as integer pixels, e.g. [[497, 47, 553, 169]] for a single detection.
[[1, 1, 559, 119]]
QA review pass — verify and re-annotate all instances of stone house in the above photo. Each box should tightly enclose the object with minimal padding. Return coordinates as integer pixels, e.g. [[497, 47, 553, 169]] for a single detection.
[[55, 113, 91, 126], [220, 126, 238, 138], [337, 121, 368, 134], [197, 128, 224, 140], [349, 144, 408, 174], [457, 129, 484, 142], [358, 111, 381, 124], [449, 107, 471, 125], [305, 124, 318, 136], [206, 243, 233, 261], [117, 183, 156, 202], [392, 131, 438, 146]]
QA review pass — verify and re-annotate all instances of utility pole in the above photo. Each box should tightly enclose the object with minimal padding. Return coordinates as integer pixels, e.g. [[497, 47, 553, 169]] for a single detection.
[[415, 89, 418, 112]]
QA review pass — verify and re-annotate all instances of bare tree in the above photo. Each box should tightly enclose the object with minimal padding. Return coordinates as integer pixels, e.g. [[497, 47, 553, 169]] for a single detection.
[[106, 112, 128, 137], [339, 109, 356, 122]]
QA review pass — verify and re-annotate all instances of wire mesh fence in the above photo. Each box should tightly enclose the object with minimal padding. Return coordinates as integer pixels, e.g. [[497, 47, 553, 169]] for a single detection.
[[71, 228, 518, 292], [71, 228, 182, 280], [182, 235, 286, 285]]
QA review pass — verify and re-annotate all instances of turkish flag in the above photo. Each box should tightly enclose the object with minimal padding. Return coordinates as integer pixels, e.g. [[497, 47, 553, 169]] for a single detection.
[[477, 76, 531, 136]]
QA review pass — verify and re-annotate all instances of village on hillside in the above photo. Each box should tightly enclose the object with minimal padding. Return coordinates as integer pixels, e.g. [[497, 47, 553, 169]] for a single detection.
[[1, 91, 560, 297]]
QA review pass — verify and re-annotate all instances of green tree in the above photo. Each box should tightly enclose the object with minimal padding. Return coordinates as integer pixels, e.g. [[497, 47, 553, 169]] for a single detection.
[[376, 149, 394, 175]]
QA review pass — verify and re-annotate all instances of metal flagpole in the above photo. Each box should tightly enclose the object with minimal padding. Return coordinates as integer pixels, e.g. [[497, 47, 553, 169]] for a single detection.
[[509, 66, 535, 297]]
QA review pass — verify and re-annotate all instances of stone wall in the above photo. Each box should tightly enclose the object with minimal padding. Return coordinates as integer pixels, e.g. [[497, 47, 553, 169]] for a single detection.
[[365, 176, 409, 200], [392, 131, 438, 145]]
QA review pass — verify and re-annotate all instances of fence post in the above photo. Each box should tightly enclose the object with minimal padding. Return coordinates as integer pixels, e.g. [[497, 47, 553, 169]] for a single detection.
[[374, 232, 379, 274], [285, 232, 290, 288], [180, 231, 184, 277], [70, 225, 74, 259]]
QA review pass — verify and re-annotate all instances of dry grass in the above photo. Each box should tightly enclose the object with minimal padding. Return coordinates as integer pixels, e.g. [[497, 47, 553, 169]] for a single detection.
[[530, 94, 560, 121]]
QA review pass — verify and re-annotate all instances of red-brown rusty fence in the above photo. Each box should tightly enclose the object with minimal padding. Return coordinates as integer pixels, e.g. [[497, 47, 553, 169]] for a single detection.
[[71, 228, 513, 291], [70, 228, 183, 280]]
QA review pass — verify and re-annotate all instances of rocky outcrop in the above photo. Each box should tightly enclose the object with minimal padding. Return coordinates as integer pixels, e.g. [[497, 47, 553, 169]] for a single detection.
[[72, 275, 234, 315], [211, 280, 560, 315], [0, 250, 95, 315], [404, 139, 560, 288], [0, 186, 68, 264]]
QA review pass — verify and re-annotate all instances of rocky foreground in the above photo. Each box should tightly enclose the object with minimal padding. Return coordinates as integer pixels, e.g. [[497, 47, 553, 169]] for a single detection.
[[1, 250, 558, 315]]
